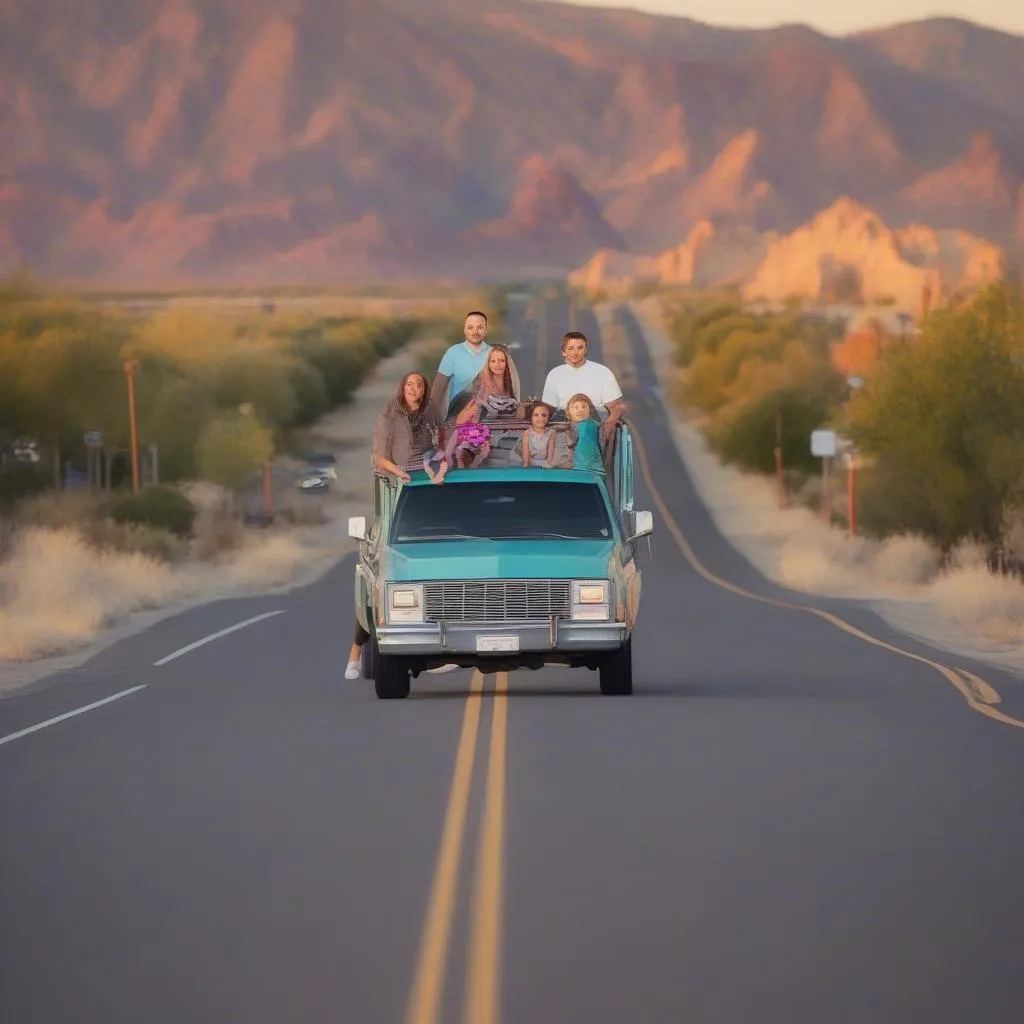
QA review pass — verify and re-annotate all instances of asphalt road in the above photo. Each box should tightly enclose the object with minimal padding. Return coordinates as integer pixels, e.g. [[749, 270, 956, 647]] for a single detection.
[[3, 293, 1024, 1024]]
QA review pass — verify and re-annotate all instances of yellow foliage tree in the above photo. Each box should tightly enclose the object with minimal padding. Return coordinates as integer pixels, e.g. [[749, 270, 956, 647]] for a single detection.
[[195, 411, 274, 495]]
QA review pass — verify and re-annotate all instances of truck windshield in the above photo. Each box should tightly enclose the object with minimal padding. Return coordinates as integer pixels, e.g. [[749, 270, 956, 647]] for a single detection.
[[390, 480, 614, 543]]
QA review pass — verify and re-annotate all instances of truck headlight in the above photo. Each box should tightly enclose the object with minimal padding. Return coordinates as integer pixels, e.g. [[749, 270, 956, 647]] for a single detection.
[[386, 583, 424, 624], [571, 579, 609, 621]]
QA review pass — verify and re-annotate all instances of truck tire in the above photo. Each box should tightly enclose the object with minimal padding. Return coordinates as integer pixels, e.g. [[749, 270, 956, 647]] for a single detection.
[[362, 626, 379, 680], [375, 653, 411, 700], [599, 638, 633, 696]]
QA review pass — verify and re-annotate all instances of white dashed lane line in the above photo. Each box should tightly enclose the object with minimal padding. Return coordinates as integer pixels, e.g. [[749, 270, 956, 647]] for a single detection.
[[153, 610, 287, 666], [1, 609, 289, 749], [0, 685, 148, 748]]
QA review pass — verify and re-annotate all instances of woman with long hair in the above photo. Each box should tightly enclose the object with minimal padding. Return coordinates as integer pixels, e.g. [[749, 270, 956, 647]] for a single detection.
[[371, 370, 440, 482], [348, 370, 442, 680], [447, 343, 523, 422], [472, 343, 524, 420]]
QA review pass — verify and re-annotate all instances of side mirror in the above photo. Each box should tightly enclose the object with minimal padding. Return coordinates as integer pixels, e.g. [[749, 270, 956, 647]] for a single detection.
[[629, 509, 653, 542], [348, 515, 367, 541]]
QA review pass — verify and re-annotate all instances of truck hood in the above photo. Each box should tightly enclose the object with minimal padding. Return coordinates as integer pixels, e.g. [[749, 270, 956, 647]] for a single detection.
[[384, 539, 616, 581]]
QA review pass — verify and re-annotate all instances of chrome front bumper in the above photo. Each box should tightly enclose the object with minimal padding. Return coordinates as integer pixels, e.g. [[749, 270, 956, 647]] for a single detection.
[[375, 619, 627, 655]]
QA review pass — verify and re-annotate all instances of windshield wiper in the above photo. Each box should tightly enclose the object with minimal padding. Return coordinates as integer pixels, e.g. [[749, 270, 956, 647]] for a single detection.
[[397, 533, 490, 541], [492, 531, 604, 540]]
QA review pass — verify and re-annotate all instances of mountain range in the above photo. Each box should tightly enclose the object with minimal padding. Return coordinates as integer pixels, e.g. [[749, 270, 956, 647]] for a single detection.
[[3, 0, 1024, 286]]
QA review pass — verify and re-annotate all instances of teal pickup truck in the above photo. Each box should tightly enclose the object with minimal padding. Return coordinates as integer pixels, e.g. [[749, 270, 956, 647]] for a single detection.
[[348, 419, 652, 699]]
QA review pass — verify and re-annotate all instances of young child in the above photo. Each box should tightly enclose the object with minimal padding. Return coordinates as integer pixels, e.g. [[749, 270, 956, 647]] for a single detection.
[[521, 400, 557, 468], [566, 393, 604, 473], [444, 398, 492, 468]]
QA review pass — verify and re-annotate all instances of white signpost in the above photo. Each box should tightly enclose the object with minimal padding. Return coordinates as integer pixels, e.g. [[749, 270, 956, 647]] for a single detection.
[[810, 429, 837, 522], [810, 429, 836, 458]]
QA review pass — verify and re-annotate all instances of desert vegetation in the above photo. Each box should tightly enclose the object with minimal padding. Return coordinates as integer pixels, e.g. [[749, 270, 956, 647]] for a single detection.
[[0, 275, 438, 494], [662, 279, 1024, 584], [664, 288, 848, 477], [0, 276, 501, 662]]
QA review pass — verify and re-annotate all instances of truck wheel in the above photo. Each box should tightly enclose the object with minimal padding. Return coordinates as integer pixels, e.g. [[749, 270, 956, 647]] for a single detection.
[[361, 628, 379, 680], [599, 638, 633, 696], [375, 653, 411, 700]]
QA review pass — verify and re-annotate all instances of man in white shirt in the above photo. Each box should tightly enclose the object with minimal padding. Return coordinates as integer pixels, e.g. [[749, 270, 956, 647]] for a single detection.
[[541, 330, 627, 443]]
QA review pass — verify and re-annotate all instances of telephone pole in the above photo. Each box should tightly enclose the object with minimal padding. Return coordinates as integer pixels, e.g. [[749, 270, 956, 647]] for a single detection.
[[123, 359, 141, 496]]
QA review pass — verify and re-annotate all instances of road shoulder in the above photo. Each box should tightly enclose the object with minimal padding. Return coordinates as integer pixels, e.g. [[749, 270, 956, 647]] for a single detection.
[[0, 330, 444, 694], [625, 296, 1024, 680]]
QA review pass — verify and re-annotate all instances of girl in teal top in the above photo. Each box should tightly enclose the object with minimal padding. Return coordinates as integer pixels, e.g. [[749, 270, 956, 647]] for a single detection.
[[566, 393, 605, 473]]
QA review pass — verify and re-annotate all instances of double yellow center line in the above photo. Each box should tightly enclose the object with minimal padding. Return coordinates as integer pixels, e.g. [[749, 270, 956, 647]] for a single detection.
[[404, 670, 509, 1024]]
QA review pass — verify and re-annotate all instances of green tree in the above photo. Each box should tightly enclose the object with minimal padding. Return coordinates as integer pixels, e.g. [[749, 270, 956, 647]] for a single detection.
[[210, 350, 299, 430], [195, 412, 274, 494], [15, 316, 132, 451], [848, 282, 1024, 551], [710, 386, 836, 475]]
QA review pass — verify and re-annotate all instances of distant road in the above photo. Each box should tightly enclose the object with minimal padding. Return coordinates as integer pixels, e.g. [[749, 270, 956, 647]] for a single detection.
[[2, 294, 1024, 1024]]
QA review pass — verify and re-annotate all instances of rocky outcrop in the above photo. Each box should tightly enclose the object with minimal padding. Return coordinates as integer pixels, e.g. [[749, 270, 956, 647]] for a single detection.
[[741, 198, 1005, 310], [570, 218, 771, 293], [572, 198, 1006, 310]]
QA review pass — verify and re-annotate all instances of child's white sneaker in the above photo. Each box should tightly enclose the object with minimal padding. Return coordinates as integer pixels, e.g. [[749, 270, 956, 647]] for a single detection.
[[345, 661, 361, 680], [427, 664, 459, 674]]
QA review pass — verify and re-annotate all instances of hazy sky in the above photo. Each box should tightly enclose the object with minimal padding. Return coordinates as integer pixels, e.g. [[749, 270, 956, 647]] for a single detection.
[[558, 0, 1024, 36]]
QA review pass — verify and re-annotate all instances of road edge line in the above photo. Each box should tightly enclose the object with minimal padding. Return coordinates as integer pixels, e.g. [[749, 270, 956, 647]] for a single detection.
[[628, 424, 1024, 731]]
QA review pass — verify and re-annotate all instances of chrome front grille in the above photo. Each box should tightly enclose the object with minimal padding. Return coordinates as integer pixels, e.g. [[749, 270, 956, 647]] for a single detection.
[[424, 580, 572, 622]]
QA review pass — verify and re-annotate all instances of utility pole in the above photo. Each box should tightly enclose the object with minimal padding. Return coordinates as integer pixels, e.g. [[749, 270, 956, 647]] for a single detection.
[[774, 407, 788, 508], [123, 359, 141, 496], [262, 461, 274, 521], [847, 454, 858, 537]]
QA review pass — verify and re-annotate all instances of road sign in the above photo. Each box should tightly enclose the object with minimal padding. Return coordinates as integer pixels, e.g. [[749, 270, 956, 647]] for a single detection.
[[84, 430, 104, 449], [810, 429, 837, 458]]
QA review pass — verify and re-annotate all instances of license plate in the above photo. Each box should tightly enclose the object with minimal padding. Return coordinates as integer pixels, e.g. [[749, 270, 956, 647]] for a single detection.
[[476, 635, 520, 653]]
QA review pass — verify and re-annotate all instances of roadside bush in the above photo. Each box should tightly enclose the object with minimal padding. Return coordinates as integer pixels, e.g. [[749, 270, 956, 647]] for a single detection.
[[210, 350, 299, 430], [848, 282, 1024, 554], [667, 289, 848, 484], [0, 464, 49, 507], [108, 485, 197, 538], [286, 360, 331, 428], [16, 490, 106, 529], [195, 412, 274, 495], [0, 280, 430, 503], [709, 387, 836, 475], [192, 507, 245, 562], [84, 519, 187, 563]]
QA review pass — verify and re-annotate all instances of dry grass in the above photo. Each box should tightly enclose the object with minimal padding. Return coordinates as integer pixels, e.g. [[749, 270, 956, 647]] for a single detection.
[[192, 508, 245, 561], [0, 321, 471, 668], [630, 297, 1024, 655], [14, 490, 187, 562], [0, 528, 184, 661], [0, 314, 458, 671], [16, 491, 106, 529], [0, 471, 347, 663], [0, 519, 336, 662]]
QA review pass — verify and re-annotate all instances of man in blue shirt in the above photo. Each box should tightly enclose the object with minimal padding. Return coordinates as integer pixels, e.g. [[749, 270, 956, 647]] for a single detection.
[[430, 310, 492, 420]]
